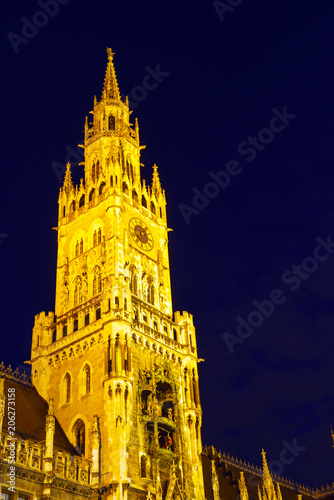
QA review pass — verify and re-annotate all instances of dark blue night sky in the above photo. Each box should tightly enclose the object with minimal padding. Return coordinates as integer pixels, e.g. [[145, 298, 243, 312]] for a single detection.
[[2, 0, 334, 487]]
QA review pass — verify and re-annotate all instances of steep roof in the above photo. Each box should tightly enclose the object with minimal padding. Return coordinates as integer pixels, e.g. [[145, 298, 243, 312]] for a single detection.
[[2, 377, 76, 454]]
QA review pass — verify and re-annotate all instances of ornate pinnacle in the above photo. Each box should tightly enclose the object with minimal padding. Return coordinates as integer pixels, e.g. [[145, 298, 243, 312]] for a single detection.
[[63, 162, 74, 195], [152, 164, 162, 196], [102, 48, 120, 102], [239, 472, 249, 500]]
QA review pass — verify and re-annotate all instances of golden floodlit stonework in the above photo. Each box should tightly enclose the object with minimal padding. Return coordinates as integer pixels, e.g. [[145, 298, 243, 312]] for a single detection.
[[29, 48, 205, 500], [1, 49, 333, 500]]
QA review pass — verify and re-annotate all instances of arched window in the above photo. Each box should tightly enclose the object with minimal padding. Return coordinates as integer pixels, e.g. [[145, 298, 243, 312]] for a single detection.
[[96, 160, 100, 180], [84, 365, 91, 394], [122, 182, 129, 195], [52, 330, 57, 343], [79, 195, 85, 208], [93, 230, 97, 246], [62, 324, 67, 337], [63, 206, 66, 217], [64, 373, 71, 403], [142, 196, 147, 208], [130, 271, 138, 296], [110, 175, 113, 187], [150, 202, 156, 215], [132, 190, 138, 203], [173, 329, 178, 342], [98, 228, 102, 243], [80, 238, 83, 254], [108, 114, 115, 130], [140, 455, 147, 478], [93, 268, 102, 295], [70, 200, 76, 212], [99, 182, 105, 196], [75, 241, 79, 257], [89, 189, 95, 202], [92, 163, 96, 182], [73, 419, 85, 455], [147, 283, 155, 306]]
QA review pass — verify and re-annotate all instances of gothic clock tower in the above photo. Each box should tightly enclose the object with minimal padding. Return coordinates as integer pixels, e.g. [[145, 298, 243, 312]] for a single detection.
[[30, 49, 205, 500]]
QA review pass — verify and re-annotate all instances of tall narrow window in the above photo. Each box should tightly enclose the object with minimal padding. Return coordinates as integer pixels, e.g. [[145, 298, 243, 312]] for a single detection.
[[73, 317, 78, 332], [132, 190, 138, 203], [150, 202, 156, 215], [99, 182, 105, 195], [84, 365, 91, 394], [63, 324, 67, 337], [93, 230, 97, 246], [85, 313, 89, 326], [79, 194, 85, 208], [96, 307, 101, 320], [142, 196, 147, 208], [74, 277, 82, 306], [73, 419, 85, 456], [93, 270, 102, 295], [80, 238, 84, 254], [140, 455, 147, 477], [98, 228, 102, 243], [75, 241, 79, 257], [92, 163, 96, 182], [96, 160, 100, 180], [110, 175, 114, 187], [65, 373, 71, 403], [147, 283, 155, 306], [52, 330, 57, 343], [122, 182, 129, 195], [130, 271, 138, 295], [89, 189, 95, 202], [108, 114, 115, 130]]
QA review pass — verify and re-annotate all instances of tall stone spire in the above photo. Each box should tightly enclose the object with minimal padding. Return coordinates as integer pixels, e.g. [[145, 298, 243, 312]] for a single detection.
[[239, 471, 249, 500], [259, 450, 281, 500], [63, 162, 74, 195], [152, 164, 162, 197], [102, 48, 121, 102], [261, 449, 273, 497]]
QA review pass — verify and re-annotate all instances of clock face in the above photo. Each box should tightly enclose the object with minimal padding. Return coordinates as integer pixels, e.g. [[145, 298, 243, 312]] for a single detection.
[[129, 218, 154, 251]]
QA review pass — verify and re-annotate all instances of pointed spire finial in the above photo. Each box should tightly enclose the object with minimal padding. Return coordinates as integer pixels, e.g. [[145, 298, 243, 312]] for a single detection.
[[152, 164, 162, 195], [102, 48, 120, 102], [261, 449, 275, 500], [63, 162, 74, 195], [239, 472, 249, 500]]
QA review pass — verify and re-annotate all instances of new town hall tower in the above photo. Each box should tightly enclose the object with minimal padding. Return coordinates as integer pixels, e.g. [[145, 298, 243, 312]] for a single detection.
[[30, 49, 205, 500]]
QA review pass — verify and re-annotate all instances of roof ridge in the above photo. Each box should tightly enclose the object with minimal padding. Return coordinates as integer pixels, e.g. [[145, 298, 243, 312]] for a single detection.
[[209, 449, 334, 499], [0, 361, 32, 387]]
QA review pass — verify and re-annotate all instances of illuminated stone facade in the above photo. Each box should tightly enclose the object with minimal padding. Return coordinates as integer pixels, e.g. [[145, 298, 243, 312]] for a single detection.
[[30, 49, 204, 500], [1, 49, 333, 500]]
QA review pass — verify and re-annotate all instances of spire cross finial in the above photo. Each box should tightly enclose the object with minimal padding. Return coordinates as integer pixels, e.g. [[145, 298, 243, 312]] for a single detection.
[[107, 47, 115, 61]]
